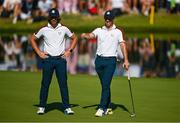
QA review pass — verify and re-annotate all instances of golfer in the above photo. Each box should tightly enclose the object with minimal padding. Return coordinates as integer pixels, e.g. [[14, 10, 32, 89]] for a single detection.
[[31, 8, 77, 115], [81, 10, 129, 117]]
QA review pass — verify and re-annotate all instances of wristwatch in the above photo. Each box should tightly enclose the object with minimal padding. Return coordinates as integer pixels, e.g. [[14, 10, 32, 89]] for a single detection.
[[69, 49, 73, 53]]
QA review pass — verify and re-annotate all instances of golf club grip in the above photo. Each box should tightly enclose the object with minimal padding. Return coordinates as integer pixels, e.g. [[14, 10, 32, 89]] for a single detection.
[[127, 69, 130, 80]]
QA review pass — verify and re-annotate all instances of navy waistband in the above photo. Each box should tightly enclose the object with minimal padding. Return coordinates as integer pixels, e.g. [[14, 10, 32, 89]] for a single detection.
[[96, 55, 116, 59], [47, 54, 64, 58]]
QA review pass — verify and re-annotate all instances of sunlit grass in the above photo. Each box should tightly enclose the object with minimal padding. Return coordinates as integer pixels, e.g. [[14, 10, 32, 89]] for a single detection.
[[0, 71, 180, 122]]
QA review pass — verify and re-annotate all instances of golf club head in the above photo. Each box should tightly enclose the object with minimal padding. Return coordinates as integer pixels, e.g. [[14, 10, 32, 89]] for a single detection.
[[130, 113, 136, 118]]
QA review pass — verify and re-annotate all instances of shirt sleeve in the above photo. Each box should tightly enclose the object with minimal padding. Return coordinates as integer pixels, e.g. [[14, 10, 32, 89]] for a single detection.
[[117, 29, 125, 43], [34, 28, 44, 39], [65, 27, 73, 37], [92, 28, 100, 38]]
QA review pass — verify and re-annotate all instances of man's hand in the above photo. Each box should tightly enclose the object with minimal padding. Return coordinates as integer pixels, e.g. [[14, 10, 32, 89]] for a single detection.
[[38, 51, 49, 59], [123, 60, 130, 70], [62, 50, 71, 58], [81, 33, 95, 39]]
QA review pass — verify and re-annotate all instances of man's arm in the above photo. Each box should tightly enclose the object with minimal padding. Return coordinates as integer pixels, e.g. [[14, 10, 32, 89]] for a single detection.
[[63, 34, 78, 57], [120, 41, 129, 70], [81, 33, 95, 40], [30, 35, 48, 59], [68, 34, 78, 52]]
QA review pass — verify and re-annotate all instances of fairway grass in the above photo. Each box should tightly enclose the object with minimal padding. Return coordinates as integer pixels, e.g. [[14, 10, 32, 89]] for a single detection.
[[0, 71, 179, 122]]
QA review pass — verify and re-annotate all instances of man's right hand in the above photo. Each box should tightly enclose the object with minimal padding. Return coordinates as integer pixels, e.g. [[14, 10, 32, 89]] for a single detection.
[[123, 60, 130, 70], [38, 51, 49, 59]]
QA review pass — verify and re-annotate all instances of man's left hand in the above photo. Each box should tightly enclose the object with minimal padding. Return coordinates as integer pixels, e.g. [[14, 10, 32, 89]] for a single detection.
[[62, 50, 71, 58]]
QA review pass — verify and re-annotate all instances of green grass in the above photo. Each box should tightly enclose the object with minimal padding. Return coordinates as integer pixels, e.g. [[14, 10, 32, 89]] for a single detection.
[[0, 71, 180, 122]]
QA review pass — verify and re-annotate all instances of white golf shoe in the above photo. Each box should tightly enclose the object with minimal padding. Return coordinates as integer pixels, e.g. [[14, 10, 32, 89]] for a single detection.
[[95, 108, 104, 117], [37, 107, 45, 115], [104, 108, 113, 115], [64, 108, 74, 115]]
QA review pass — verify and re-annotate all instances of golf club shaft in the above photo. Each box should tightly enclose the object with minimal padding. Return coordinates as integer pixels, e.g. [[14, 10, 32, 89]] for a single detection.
[[128, 70, 135, 115]]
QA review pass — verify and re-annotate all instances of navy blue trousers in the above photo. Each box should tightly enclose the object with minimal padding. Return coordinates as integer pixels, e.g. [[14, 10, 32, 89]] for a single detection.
[[95, 55, 116, 110], [39, 56, 70, 109]]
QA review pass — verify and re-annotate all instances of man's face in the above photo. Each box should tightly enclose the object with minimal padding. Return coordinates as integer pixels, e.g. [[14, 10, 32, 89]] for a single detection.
[[50, 18, 58, 27], [105, 19, 113, 28]]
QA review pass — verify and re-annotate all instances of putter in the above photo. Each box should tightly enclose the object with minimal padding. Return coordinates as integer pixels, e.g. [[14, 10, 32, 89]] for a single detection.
[[127, 70, 136, 117]]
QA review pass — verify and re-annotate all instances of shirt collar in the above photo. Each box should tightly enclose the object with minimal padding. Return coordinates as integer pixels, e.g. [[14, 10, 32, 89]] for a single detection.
[[47, 23, 62, 29], [102, 24, 116, 30]]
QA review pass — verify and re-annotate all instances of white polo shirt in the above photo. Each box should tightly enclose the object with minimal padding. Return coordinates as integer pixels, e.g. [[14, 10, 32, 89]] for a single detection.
[[34, 23, 73, 56], [92, 24, 124, 57]]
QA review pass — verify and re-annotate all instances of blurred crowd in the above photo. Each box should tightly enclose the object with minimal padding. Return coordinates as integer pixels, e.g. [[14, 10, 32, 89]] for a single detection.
[[0, 0, 180, 24], [0, 34, 180, 78], [0, 0, 180, 78]]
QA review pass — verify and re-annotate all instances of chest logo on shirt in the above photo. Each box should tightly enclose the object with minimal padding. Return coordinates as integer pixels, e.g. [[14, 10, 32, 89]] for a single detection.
[[58, 31, 62, 35], [110, 34, 114, 37]]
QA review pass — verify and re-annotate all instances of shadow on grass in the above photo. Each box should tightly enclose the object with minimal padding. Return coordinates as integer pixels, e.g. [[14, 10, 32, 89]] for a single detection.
[[82, 102, 131, 114], [34, 102, 79, 113]]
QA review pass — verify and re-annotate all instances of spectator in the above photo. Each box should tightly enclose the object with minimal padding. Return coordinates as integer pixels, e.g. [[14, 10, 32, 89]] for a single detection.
[[38, 0, 52, 17], [51, 0, 58, 9], [99, 0, 109, 11], [20, 0, 34, 23], [140, 0, 154, 16], [127, 38, 141, 77], [78, 0, 88, 14], [0, 36, 17, 69], [57, 0, 64, 14], [155, 40, 169, 77], [166, 43, 180, 77], [166, 0, 175, 13], [63, 0, 71, 14], [77, 38, 90, 73], [176, 0, 180, 13], [88, 0, 99, 15], [0, 0, 4, 16], [13, 34, 22, 69], [127, 0, 139, 14], [110, 0, 131, 16], [2, 0, 22, 24], [25, 35, 37, 71], [139, 38, 156, 77], [57, 0, 78, 14], [71, 0, 78, 14], [0, 36, 5, 64]]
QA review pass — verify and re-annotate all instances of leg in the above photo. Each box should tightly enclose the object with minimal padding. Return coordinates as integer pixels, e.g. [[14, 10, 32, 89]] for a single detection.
[[95, 57, 104, 85], [39, 59, 54, 107], [13, 3, 21, 24], [55, 58, 70, 109], [99, 58, 116, 109]]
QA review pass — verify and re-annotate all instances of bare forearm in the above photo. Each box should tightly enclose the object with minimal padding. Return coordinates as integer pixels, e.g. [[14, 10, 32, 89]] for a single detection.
[[81, 33, 95, 40], [30, 35, 41, 55], [69, 34, 78, 50], [120, 42, 129, 70], [120, 42, 128, 62]]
